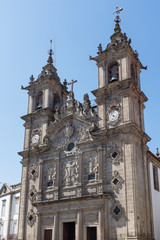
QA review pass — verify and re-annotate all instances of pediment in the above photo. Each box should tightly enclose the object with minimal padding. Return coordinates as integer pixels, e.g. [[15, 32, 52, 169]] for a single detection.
[[46, 115, 94, 152], [0, 184, 12, 195]]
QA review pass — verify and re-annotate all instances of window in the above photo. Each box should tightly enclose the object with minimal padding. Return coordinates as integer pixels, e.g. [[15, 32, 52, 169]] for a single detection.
[[47, 181, 53, 187], [0, 222, 4, 235], [14, 197, 19, 214], [87, 227, 97, 240], [153, 165, 159, 191], [88, 173, 95, 181], [1, 200, 6, 217], [12, 220, 18, 234], [67, 142, 75, 151], [36, 92, 43, 109], [108, 63, 119, 82]]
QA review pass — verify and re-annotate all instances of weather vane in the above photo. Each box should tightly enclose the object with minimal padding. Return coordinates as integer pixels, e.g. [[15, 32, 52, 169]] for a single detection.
[[113, 5, 123, 23]]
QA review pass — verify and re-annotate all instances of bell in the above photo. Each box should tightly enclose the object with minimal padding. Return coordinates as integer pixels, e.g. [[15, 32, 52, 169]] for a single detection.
[[36, 103, 42, 109], [110, 74, 118, 82]]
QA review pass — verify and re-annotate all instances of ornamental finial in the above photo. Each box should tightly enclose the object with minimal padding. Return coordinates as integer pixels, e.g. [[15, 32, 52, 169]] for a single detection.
[[47, 39, 54, 65], [113, 5, 123, 24], [156, 148, 160, 157]]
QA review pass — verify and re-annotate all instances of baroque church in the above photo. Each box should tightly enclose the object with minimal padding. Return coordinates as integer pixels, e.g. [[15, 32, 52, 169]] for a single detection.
[[17, 8, 156, 240]]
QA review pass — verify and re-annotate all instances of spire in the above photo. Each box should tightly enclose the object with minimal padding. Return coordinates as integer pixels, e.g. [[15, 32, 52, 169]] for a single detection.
[[47, 40, 54, 65]]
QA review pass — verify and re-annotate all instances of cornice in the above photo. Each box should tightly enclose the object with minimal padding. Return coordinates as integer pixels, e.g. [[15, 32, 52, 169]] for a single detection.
[[32, 193, 112, 207], [21, 107, 53, 121], [92, 79, 148, 103]]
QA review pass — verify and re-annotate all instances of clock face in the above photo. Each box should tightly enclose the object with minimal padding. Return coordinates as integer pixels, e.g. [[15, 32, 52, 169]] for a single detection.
[[32, 134, 40, 144], [109, 109, 119, 122]]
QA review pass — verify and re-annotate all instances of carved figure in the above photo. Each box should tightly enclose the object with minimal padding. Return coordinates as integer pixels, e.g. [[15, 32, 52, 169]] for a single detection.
[[89, 156, 98, 180], [64, 160, 78, 186], [65, 122, 74, 139], [48, 165, 56, 187]]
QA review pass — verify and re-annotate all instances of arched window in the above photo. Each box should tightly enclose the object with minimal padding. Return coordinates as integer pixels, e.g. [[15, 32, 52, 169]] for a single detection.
[[108, 62, 119, 82], [54, 93, 60, 109], [36, 92, 43, 109]]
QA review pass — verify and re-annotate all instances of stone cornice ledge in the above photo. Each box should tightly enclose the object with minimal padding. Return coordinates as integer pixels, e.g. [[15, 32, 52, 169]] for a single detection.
[[32, 193, 112, 207]]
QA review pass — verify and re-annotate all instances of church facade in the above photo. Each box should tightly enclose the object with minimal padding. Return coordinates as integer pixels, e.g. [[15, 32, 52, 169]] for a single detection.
[[18, 15, 156, 240]]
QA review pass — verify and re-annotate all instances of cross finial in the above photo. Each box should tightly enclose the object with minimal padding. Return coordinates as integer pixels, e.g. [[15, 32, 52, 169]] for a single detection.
[[47, 39, 54, 65], [68, 79, 77, 93], [113, 5, 123, 23]]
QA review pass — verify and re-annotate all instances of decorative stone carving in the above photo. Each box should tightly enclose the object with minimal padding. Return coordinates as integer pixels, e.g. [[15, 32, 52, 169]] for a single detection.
[[111, 171, 124, 193], [79, 128, 92, 143], [27, 209, 36, 227], [64, 159, 79, 186], [54, 104, 61, 122], [29, 185, 37, 202], [76, 187, 82, 197], [108, 146, 123, 165], [97, 184, 103, 194], [29, 164, 39, 181], [111, 200, 124, 221], [42, 216, 54, 226], [47, 164, 56, 187], [65, 122, 74, 139], [54, 190, 58, 200], [88, 156, 98, 181]]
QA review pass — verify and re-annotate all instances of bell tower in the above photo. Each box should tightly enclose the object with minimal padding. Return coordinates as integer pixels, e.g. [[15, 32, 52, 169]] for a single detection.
[[90, 7, 154, 239], [21, 41, 68, 150], [18, 43, 68, 240]]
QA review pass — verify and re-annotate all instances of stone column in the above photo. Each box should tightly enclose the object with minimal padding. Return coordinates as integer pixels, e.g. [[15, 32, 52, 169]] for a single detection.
[[79, 153, 83, 185], [97, 147, 103, 181], [44, 88, 49, 108], [17, 160, 29, 240], [77, 211, 83, 240], [42, 121, 48, 140], [99, 209, 104, 240], [28, 93, 34, 114], [35, 212, 41, 240], [37, 160, 43, 201], [53, 214, 59, 240], [98, 65, 106, 88]]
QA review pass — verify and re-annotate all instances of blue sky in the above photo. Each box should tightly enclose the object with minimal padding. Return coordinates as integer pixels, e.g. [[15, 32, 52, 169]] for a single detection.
[[0, 0, 160, 185]]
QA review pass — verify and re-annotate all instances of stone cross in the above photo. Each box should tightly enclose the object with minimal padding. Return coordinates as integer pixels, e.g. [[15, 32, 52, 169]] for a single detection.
[[68, 79, 77, 93]]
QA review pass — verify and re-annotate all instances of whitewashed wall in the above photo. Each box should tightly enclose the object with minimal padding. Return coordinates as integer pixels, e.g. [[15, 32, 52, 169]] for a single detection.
[[10, 192, 20, 235], [150, 162, 160, 240], [0, 194, 11, 240]]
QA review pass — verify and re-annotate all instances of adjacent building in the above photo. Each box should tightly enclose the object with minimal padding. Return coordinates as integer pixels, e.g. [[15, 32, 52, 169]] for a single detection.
[[148, 150, 160, 240], [0, 183, 20, 240]]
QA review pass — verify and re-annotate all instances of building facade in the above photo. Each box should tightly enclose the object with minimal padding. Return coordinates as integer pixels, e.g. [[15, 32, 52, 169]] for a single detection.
[[148, 150, 160, 240], [18, 17, 156, 240], [0, 183, 20, 240]]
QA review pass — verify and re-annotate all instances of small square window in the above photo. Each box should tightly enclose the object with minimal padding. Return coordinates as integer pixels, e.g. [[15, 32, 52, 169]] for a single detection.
[[88, 174, 95, 181], [47, 181, 53, 187], [114, 206, 121, 216], [113, 178, 119, 185], [153, 165, 159, 191]]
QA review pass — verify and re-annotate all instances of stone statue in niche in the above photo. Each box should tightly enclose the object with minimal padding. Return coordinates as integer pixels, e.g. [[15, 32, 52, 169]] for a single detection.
[[83, 93, 91, 116], [54, 104, 61, 122], [88, 156, 98, 180], [48, 165, 56, 187], [64, 160, 79, 186]]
